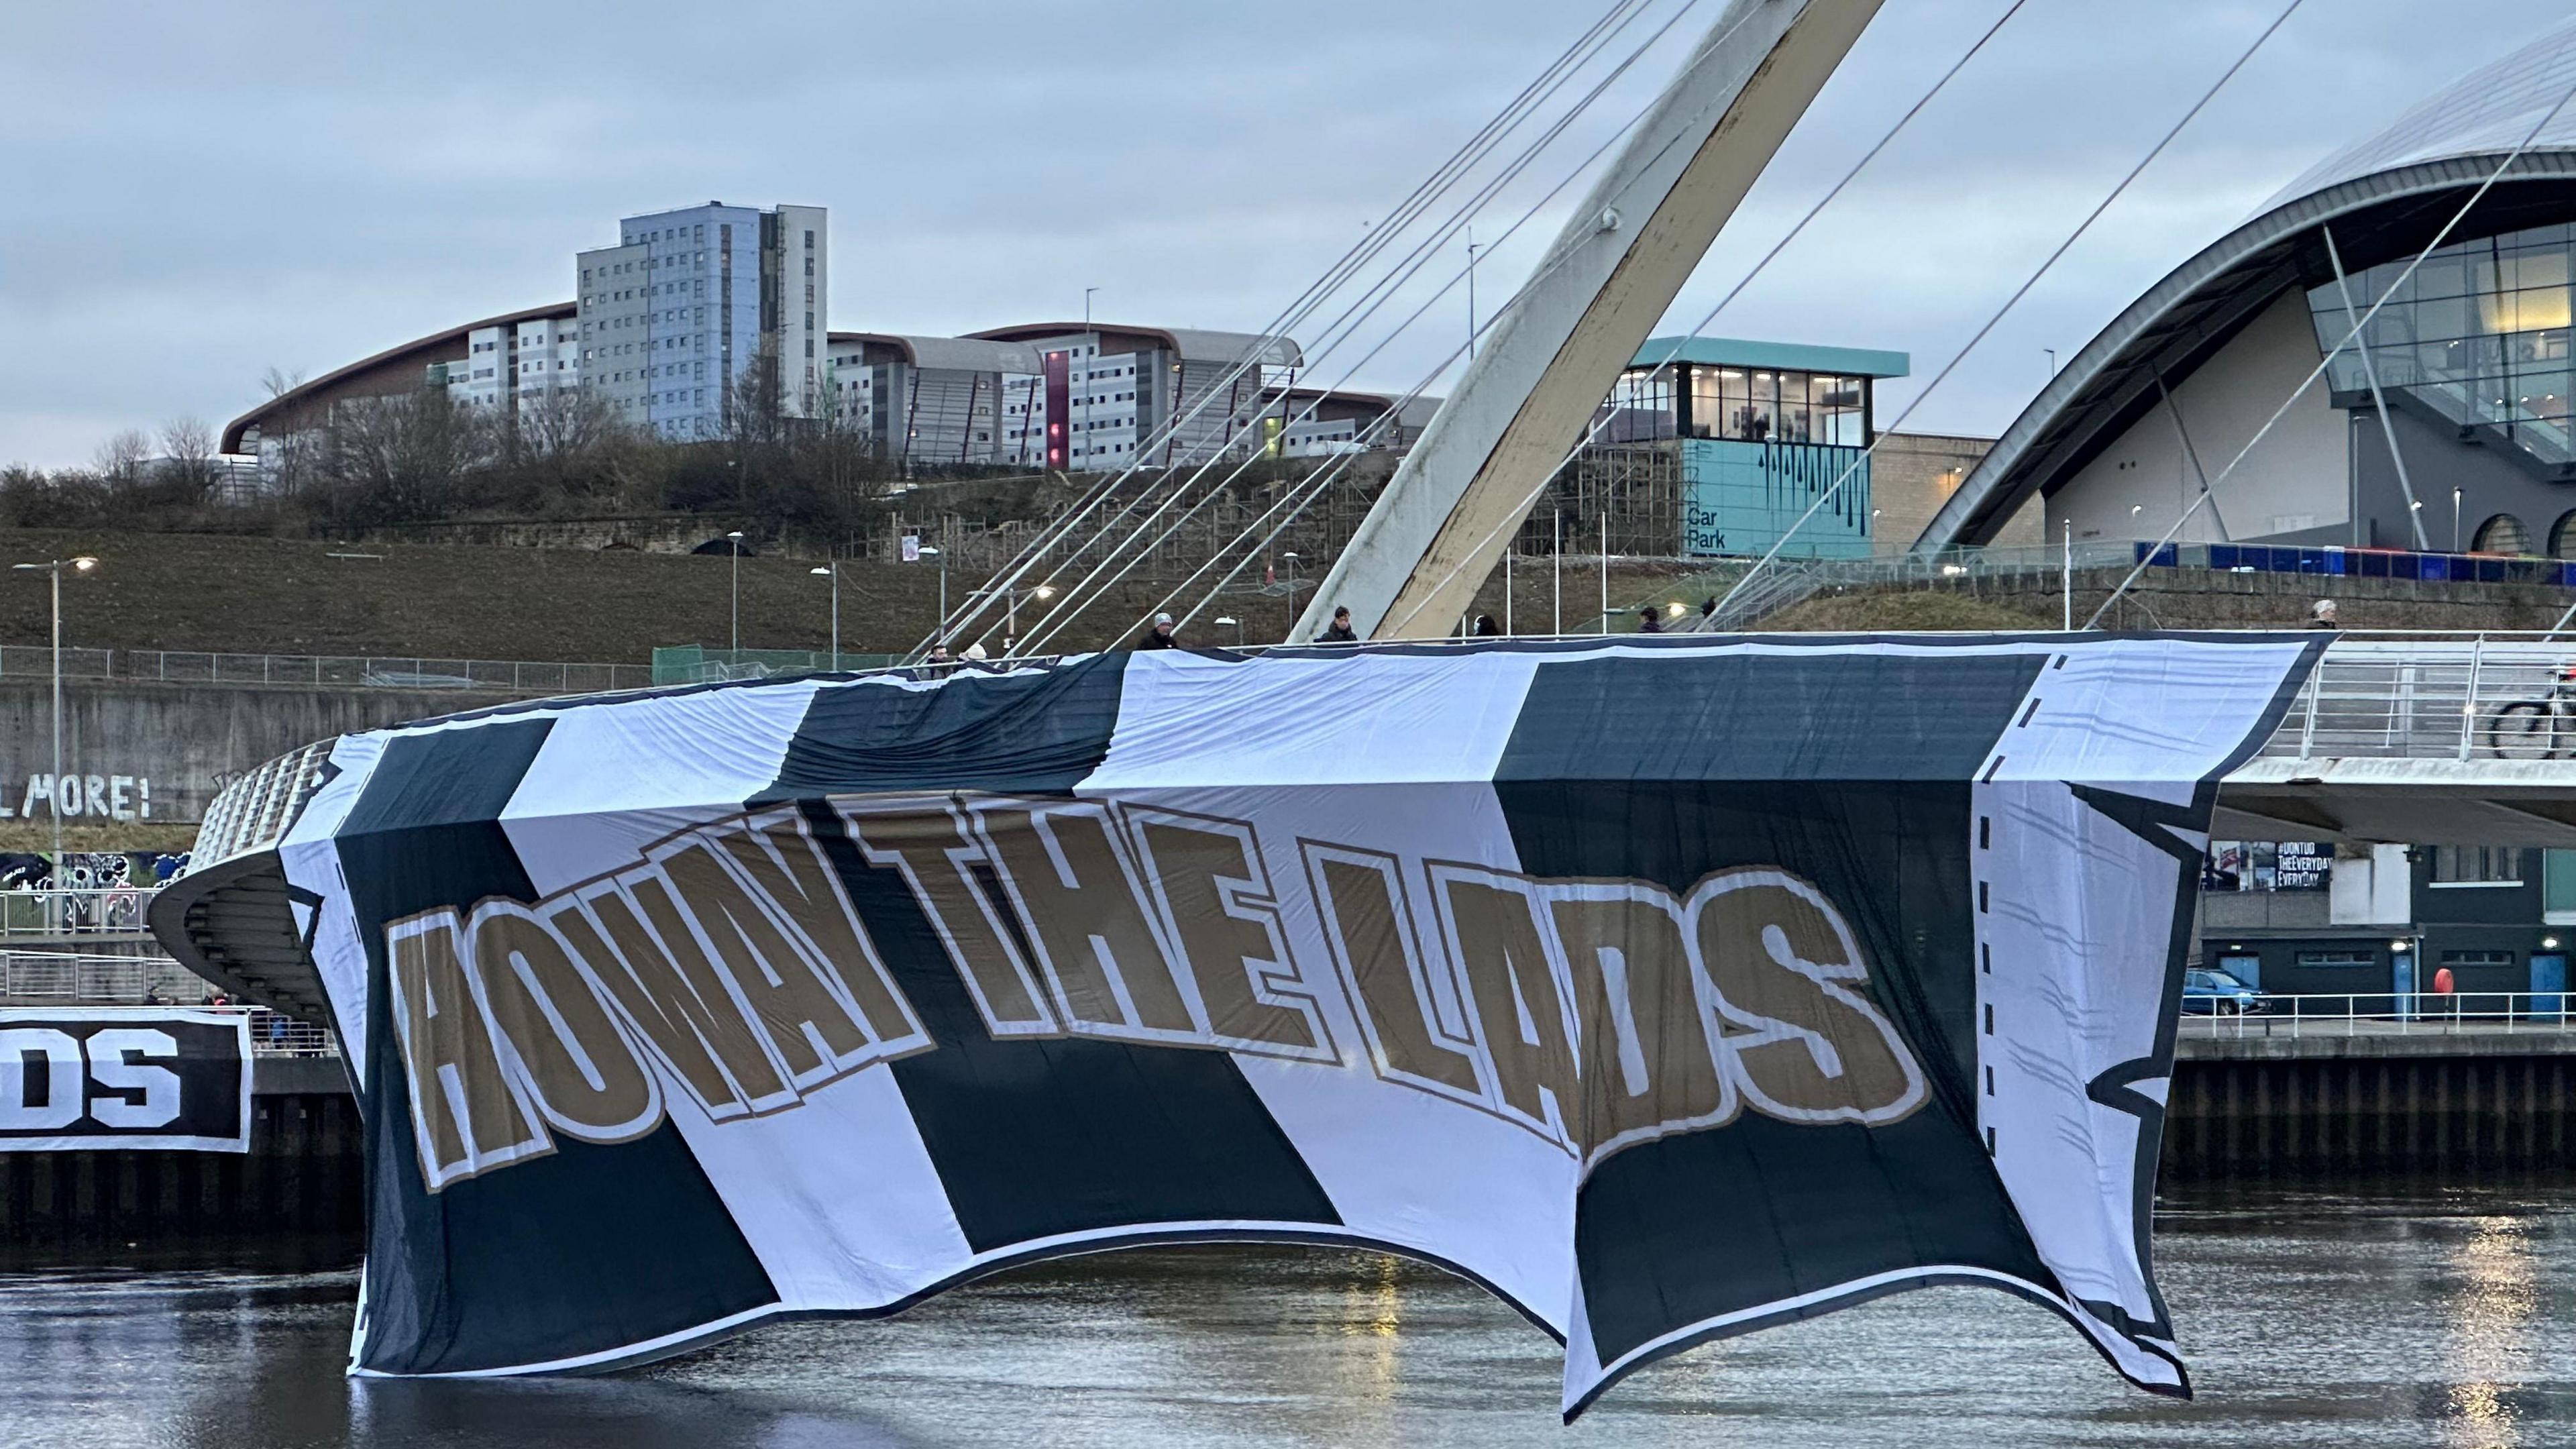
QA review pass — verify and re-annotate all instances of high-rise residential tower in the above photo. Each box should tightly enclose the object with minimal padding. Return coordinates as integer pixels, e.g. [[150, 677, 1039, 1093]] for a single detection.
[[577, 201, 827, 441]]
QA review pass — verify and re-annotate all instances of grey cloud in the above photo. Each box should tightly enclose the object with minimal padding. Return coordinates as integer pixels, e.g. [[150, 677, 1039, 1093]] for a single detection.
[[2, 0, 2568, 465]]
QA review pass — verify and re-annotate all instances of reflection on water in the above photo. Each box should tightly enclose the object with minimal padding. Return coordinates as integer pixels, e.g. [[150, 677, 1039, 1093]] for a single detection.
[[2440, 1216, 2540, 1448], [3, 1179, 2575, 1447]]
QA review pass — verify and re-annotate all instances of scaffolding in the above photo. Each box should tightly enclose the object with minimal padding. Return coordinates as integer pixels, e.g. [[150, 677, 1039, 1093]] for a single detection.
[[1513, 442, 1686, 558]]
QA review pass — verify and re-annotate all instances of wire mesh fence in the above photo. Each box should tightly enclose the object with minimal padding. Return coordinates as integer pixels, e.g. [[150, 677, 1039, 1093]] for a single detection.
[[0, 645, 653, 696]]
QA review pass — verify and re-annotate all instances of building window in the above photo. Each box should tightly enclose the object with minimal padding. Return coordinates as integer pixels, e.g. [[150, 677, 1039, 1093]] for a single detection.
[[2438, 950, 2516, 969], [2294, 951, 2375, 968], [2430, 846, 2524, 884], [2473, 513, 2532, 555]]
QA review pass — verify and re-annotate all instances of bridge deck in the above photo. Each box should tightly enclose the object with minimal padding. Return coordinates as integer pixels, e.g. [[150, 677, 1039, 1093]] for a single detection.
[[2220, 634, 2576, 843]]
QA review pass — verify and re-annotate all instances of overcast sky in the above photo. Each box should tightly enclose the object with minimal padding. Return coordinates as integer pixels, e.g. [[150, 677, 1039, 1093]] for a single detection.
[[3, 0, 2570, 469]]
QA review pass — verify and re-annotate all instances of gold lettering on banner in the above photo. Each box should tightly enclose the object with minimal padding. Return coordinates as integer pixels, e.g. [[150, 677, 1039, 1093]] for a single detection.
[[658, 837, 884, 1086], [1313, 851, 1926, 1165], [1434, 870, 1579, 1142], [976, 804, 1195, 1036], [608, 875, 799, 1114], [1697, 873, 1925, 1123], [715, 814, 922, 1044], [1130, 809, 1330, 1058], [840, 799, 1059, 1035], [467, 905, 659, 1143], [388, 911, 549, 1189], [1548, 888, 1737, 1157], [557, 887, 755, 1118], [381, 792, 1927, 1192], [1307, 849, 1481, 1096]]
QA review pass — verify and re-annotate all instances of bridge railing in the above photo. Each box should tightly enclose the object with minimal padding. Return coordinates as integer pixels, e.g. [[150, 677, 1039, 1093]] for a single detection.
[[2182, 990, 2574, 1037], [0, 950, 209, 1005], [2261, 633, 2576, 762], [0, 961, 339, 1055], [0, 888, 160, 939]]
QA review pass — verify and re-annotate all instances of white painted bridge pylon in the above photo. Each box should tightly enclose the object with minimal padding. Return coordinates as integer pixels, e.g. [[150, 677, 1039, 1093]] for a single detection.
[[1301, 0, 1887, 643]]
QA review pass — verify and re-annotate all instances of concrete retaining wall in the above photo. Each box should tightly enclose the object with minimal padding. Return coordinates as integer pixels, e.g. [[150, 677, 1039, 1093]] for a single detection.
[[1907, 565, 2576, 631], [0, 680, 516, 824]]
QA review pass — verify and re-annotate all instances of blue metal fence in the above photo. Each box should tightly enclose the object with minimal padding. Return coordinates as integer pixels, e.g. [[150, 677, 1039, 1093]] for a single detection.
[[2137, 541, 2576, 587]]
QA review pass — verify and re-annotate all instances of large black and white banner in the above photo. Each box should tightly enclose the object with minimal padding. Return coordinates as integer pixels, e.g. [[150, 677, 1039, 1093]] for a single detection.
[[271, 634, 2317, 1415], [0, 1008, 252, 1152]]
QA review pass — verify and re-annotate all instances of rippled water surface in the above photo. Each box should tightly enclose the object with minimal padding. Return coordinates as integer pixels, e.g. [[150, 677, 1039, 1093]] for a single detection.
[[5, 1178, 2575, 1447]]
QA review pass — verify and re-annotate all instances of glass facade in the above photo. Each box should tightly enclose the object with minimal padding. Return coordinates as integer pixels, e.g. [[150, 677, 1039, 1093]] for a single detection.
[[1603, 365, 1868, 445], [2306, 221, 2576, 480]]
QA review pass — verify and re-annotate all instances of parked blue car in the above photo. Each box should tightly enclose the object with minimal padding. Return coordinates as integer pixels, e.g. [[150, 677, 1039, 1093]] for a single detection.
[[2181, 967, 2267, 1015]]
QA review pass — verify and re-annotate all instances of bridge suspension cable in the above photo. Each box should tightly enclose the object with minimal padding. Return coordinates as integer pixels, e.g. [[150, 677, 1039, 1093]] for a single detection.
[[1080, 3, 1805, 653], [1371, 0, 2037, 640], [914, 0, 1690, 659], [1693, 0, 2310, 628], [2085, 66, 2576, 629], [1012, 0, 1767, 655]]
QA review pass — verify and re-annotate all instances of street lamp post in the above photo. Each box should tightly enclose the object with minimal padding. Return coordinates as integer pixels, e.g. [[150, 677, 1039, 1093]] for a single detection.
[[1214, 614, 1243, 647], [11, 556, 99, 865], [727, 530, 746, 656], [1004, 584, 1056, 655], [2453, 487, 2465, 553], [1282, 551, 1301, 635], [808, 563, 839, 669]]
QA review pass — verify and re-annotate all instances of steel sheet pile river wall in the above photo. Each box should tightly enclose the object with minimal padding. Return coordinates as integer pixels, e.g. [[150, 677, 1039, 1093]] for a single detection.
[[164, 633, 2319, 1418]]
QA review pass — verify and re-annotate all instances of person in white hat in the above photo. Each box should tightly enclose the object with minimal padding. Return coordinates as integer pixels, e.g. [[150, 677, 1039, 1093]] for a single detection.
[[1136, 612, 1180, 649]]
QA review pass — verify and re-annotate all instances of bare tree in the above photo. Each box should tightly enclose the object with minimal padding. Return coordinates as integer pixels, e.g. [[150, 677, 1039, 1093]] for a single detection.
[[92, 429, 151, 486], [321, 388, 492, 523], [514, 384, 631, 498], [158, 417, 222, 499], [258, 366, 307, 401]]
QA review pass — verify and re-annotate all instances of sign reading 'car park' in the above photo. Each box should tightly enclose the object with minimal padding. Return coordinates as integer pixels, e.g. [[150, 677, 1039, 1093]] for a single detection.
[[0, 1011, 252, 1152]]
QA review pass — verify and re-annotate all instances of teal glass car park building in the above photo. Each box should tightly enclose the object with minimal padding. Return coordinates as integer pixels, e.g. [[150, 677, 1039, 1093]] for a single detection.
[[1597, 337, 1911, 559]]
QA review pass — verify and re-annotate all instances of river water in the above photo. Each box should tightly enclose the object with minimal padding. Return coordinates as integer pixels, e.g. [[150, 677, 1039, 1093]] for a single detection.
[[3, 1178, 2573, 1448]]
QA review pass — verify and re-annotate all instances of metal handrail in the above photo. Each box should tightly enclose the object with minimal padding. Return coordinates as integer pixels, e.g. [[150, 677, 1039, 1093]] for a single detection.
[[2256, 635, 2576, 763], [0, 645, 653, 696], [0, 950, 209, 1005], [0, 973, 339, 1057], [0, 888, 161, 939], [2182, 989, 2574, 1038]]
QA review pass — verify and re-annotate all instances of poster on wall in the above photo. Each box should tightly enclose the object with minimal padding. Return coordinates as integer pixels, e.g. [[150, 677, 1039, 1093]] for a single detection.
[[0, 1010, 252, 1152], [2202, 841, 2328, 892]]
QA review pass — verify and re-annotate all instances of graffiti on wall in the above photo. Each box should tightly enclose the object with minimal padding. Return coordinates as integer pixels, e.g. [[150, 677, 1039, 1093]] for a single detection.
[[0, 773, 155, 822]]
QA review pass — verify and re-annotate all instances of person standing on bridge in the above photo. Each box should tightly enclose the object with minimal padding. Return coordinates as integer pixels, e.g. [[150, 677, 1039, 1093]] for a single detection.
[[1137, 612, 1181, 649], [2311, 600, 2341, 630], [1318, 606, 1358, 643]]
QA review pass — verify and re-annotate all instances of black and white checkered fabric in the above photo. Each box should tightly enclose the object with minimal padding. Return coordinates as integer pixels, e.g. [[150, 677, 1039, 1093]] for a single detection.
[[270, 633, 2318, 1417]]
